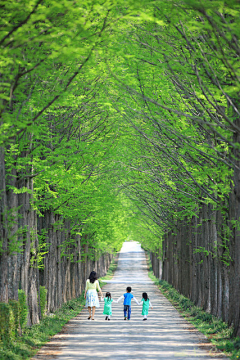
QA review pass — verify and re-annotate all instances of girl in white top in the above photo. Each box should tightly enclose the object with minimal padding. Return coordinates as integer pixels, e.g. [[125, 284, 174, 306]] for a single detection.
[[84, 271, 103, 320]]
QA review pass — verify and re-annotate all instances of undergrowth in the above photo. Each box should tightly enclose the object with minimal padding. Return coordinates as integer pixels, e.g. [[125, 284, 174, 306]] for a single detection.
[[0, 294, 86, 360], [148, 261, 240, 360], [0, 255, 118, 360]]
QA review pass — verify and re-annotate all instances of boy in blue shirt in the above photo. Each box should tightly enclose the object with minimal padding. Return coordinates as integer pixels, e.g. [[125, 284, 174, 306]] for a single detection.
[[117, 287, 139, 320]]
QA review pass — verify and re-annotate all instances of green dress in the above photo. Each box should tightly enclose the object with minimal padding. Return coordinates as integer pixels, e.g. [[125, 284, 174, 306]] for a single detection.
[[103, 297, 113, 315], [141, 298, 150, 315]]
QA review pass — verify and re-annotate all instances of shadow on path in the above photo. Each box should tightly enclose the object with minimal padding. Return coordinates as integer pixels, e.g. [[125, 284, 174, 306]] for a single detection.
[[33, 241, 228, 360]]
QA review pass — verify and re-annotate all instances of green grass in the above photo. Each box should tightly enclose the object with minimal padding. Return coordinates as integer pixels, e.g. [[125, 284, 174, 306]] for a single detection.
[[0, 294, 86, 360], [0, 255, 119, 360], [147, 258, 240, 360]]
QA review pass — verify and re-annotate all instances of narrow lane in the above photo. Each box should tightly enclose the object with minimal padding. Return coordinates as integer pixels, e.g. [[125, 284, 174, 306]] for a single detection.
[[33, 241, 227, 360]]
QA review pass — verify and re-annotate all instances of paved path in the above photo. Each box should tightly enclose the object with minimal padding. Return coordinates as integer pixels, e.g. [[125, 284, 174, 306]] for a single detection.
[[33, 241, 227, 359]]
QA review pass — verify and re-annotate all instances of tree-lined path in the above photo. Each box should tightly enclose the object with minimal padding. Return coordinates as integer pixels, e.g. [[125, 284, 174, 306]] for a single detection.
[[1, 1, 240, 357], [33, 241, 226, 360]]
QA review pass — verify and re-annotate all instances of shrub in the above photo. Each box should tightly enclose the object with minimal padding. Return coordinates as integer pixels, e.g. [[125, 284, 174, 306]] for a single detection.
[[189, 306, 199, 317], [179, 296, 192, 310], [233, 338, 240, 350], [0, 302, 15, 343], [18, 289, 28, 330], [8, 300, 20, 336], [39, 286, 47, 318], [197, 312, 213, 323]]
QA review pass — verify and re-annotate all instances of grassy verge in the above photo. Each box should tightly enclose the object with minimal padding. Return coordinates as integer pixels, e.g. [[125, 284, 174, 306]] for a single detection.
[[147, 257, 240, 360], [0, 294, 86, 360], [0, 254, 119, 360]]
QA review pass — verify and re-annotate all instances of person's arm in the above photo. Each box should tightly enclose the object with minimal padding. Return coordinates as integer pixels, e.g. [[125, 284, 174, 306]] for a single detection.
[[149, 301, 153, 309], [96, 281, 103, 298], [84, 280, 88, 299], [112, 299, 118, 303], [117, 295, 124, 303], [133, 296, 140, 305]]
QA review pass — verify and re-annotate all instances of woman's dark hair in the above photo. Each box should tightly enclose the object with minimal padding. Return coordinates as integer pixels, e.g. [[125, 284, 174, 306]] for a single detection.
[[106, 292, 111, 301], [89, 271, 97, 284], [142, 292, 149, 301]]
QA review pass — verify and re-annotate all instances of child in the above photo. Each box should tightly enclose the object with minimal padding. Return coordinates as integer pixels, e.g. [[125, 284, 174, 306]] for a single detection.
[[102, 292, 117, 321], [117, 287, 139, 320], [140, 292, 153, 320]]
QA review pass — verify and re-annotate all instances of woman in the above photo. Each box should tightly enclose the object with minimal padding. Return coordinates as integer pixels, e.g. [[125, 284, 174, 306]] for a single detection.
[[84, 271, 103, 320]]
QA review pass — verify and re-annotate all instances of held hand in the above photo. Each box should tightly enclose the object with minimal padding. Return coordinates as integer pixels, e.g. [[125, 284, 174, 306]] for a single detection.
[[151, 307, 153, 309]]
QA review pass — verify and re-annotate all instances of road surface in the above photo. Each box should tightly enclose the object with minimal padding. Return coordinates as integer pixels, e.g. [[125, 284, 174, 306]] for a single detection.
[[33, 241, 227, 359]]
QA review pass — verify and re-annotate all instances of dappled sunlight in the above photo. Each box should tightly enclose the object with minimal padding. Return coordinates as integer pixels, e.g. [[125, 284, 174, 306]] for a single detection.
[[33, 241, 226, 360]]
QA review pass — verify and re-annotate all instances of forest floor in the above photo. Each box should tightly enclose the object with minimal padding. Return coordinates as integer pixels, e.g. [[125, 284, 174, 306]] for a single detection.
[[32, 241, 228, 360]]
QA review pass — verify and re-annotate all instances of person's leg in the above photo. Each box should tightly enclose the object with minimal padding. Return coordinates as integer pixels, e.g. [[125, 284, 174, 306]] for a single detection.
[[108, 315, 110, 321], [124, 305, 127, 319], [88, 307, 91, 319], [128, 306, 131, 320], [92, 306, 96, 319], [143, 315, 147, 321]]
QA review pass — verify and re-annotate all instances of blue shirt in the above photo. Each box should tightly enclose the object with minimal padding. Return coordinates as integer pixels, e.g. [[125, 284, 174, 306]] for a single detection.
[[123, 292, 133, 305]]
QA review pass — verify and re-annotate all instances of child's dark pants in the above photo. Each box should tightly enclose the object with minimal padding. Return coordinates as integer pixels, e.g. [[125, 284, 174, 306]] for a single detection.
[[124, 305, 131, 319]]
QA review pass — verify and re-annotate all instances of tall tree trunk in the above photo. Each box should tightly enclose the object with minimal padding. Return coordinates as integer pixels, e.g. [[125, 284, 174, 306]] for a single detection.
[[0, 147, 8, 302], [210, 207, 218, 316], [19, 171, 40, 325], [229, 116, 240, 336], [7, 167, 19, 300], [190, 215, 198, 304]]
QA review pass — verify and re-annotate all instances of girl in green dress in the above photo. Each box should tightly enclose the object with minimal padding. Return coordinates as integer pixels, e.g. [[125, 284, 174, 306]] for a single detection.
[[141, 292, 153, 321], [102, 292, 117, 321]]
